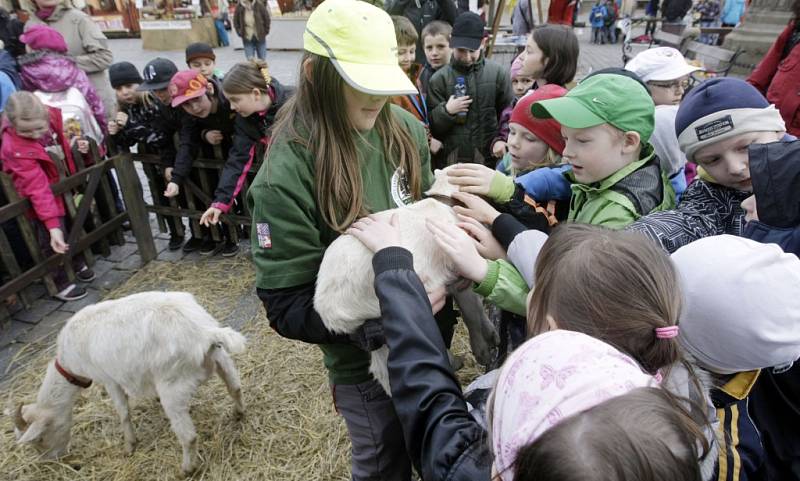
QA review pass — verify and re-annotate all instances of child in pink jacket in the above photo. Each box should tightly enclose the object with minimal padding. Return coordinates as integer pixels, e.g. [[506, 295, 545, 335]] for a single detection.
[[1, 92, 93, 301], [17, 24, 106, 134]]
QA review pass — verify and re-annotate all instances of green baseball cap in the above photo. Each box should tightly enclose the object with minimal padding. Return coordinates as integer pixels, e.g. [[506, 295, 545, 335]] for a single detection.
[[530, 74, 655, 142], [304, 0, 417, 96]]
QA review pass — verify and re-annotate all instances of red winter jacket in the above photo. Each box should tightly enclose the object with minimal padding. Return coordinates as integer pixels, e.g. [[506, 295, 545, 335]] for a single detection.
[[1, 107, 76, 229], [748, 21, 800, 136]]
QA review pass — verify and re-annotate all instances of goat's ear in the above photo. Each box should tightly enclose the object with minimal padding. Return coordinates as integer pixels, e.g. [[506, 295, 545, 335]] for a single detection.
[[17, 420, 46, 444]]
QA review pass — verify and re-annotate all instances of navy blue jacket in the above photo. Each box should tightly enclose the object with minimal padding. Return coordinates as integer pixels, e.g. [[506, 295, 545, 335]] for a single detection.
[[711, 371, 767, 481], [743, 140, 800, 257], [744, 140, 800, 480]]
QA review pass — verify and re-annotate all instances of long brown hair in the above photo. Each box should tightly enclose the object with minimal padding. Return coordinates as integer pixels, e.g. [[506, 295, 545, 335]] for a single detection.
[[528, 223, 680, 374], [267, 53, 423, 232], [514, 387, 703, 481]]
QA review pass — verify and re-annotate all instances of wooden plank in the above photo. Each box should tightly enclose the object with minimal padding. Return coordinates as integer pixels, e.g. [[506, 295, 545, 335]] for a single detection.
[[136, 154, 225, 170], [0, 174, 59, 296], [485, 0, 508, 58], [141, 161, 168, 234], [65, 165, 106, 248], [0, 226, 33, 307], [686, 41, 737, 61], [146, 205, 251, 225], [0, 213, 127, 300], [113, 154, 157, 263]]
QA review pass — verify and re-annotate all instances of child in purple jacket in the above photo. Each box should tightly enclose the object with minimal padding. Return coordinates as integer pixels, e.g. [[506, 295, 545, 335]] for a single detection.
[[17, 25, 106, 133]]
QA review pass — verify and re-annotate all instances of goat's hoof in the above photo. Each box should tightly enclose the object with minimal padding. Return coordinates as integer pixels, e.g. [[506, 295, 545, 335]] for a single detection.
[[124, 440, 137, 455], [181, 462, 198, 477]]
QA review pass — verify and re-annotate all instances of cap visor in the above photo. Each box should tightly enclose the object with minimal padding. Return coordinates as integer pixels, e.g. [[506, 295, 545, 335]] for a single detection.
[[137, 80, 170, 92], [531, 97, 606, 129], [648, 64, 702, 82], [171, 89, 206, 107], [332, 59, 418, 96], [451, 36, 482, 51]]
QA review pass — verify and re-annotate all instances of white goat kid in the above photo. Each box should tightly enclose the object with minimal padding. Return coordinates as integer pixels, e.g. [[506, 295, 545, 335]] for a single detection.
[[10, 291, 246, 476], [315, 168, 498, 394]]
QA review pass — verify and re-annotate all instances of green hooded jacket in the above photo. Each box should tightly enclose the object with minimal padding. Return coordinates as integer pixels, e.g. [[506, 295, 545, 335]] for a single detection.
[[568, 144, 676, 229]]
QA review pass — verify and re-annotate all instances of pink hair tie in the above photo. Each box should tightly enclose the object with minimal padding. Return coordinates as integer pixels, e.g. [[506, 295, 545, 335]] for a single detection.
[[655, 326, 680, 339]]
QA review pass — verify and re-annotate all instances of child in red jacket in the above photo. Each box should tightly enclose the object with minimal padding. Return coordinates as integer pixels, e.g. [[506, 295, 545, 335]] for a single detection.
[[1, 92, 93, 301]]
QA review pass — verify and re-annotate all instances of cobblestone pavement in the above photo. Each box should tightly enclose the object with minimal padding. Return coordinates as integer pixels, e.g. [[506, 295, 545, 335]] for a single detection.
[[0, 13, 641, 382]]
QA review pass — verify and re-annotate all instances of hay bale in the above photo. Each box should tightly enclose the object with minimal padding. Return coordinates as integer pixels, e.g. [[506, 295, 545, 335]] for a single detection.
[[0, 256, 483, 480]]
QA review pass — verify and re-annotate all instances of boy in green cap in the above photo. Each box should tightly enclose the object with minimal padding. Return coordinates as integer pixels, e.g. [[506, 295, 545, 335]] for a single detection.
[[531, 73, 675, 228]]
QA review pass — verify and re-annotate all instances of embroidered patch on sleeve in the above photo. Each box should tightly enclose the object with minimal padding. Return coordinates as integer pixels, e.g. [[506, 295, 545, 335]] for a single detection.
[[256, 223, 272, 249]]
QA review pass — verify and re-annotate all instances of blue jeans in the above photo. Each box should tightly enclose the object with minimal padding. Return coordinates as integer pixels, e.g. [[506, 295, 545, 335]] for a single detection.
[[243, 38, 267, 60], [214, 19, 229, 46]]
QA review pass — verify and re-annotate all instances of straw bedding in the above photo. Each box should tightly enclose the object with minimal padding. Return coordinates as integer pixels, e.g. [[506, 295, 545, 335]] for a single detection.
[[0, 255, 483, 480]]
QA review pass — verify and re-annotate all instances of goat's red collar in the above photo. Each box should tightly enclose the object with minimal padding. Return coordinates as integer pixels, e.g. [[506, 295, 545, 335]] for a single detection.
[[54, 359, 92, 389]]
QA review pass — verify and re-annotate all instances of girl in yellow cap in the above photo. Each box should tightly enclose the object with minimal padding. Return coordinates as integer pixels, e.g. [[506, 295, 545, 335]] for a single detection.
[[246, 0, 442, 478]]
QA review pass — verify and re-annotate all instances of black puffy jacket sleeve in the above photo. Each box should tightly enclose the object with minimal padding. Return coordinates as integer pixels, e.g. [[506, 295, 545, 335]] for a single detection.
[[256, 284, 353, 345], [373, 247, 492, 481]]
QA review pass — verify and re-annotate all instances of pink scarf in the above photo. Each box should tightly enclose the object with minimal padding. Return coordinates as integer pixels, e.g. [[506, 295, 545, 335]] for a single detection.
[[36, 6, 56, 20], [491, 330, 659, 481]]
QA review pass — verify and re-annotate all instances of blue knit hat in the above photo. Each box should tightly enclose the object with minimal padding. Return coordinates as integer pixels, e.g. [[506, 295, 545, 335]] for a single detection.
[[675, 78, 785, 162]]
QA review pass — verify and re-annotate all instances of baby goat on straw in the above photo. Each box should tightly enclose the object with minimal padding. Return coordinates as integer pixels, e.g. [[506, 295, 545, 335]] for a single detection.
[[9, 291, 246, 476]]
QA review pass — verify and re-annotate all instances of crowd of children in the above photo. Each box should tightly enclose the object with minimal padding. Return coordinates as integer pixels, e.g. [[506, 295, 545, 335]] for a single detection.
[[2, 0, 800, 480], [0, 25, 288, 300], [248, 1, 800, 480]]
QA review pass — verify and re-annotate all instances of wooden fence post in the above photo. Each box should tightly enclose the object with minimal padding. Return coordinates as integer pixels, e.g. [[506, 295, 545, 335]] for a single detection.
[[113, 153, 157, 264]]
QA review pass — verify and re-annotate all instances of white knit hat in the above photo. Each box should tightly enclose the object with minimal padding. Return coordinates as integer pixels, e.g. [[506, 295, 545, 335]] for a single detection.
[[672, 235, 800, 374]]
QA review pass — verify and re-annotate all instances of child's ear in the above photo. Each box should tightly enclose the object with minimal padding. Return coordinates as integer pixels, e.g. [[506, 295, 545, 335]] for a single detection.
[[480, 37, 488, 50], [207, 82, 216, 96], [302, 57, 314, 85], [621, 131, 641, 154]]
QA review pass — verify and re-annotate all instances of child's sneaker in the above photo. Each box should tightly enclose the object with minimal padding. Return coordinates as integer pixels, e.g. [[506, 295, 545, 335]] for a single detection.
[[221, 241, 239, 257], [168, 234, 185, 251], [76, 267, 96, 282], [199, 239, 221, 256], [55, 284, 88, 302], [182, 236, 203, 253]]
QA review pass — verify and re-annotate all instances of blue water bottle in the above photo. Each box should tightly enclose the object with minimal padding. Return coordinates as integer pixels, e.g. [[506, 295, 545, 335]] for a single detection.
[[454, 76, 468, 125]]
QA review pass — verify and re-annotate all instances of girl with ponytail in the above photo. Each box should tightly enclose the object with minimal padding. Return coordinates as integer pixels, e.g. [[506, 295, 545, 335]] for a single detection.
[[199, 59, 289, 233]]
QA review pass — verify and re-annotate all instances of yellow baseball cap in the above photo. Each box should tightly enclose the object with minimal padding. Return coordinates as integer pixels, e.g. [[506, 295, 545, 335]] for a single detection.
[[304, 0, 418, 96]]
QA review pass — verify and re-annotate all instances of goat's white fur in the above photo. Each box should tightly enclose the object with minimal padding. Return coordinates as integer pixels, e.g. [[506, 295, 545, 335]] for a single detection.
[[315, 168, 497, 393], [11, 291, 246, 476]]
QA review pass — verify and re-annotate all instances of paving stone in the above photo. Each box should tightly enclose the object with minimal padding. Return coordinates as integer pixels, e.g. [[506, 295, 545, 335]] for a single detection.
[[153, 237, 171, 254], [16, 309, 72, 343], [0, 320, 32, 348], [58, 288, 103, 313], [20, 282, 47, 303], [91, 259, 116, 279], [105, 243, 139, 263], [158, 248, 186, 262], [95, 269, 131, 292], [115, 254, 143, 271], [13, 298, 63, 325]]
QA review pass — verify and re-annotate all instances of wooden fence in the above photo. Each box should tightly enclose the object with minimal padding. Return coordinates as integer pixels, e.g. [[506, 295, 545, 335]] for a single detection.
[[0, 144, 156, 323]]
